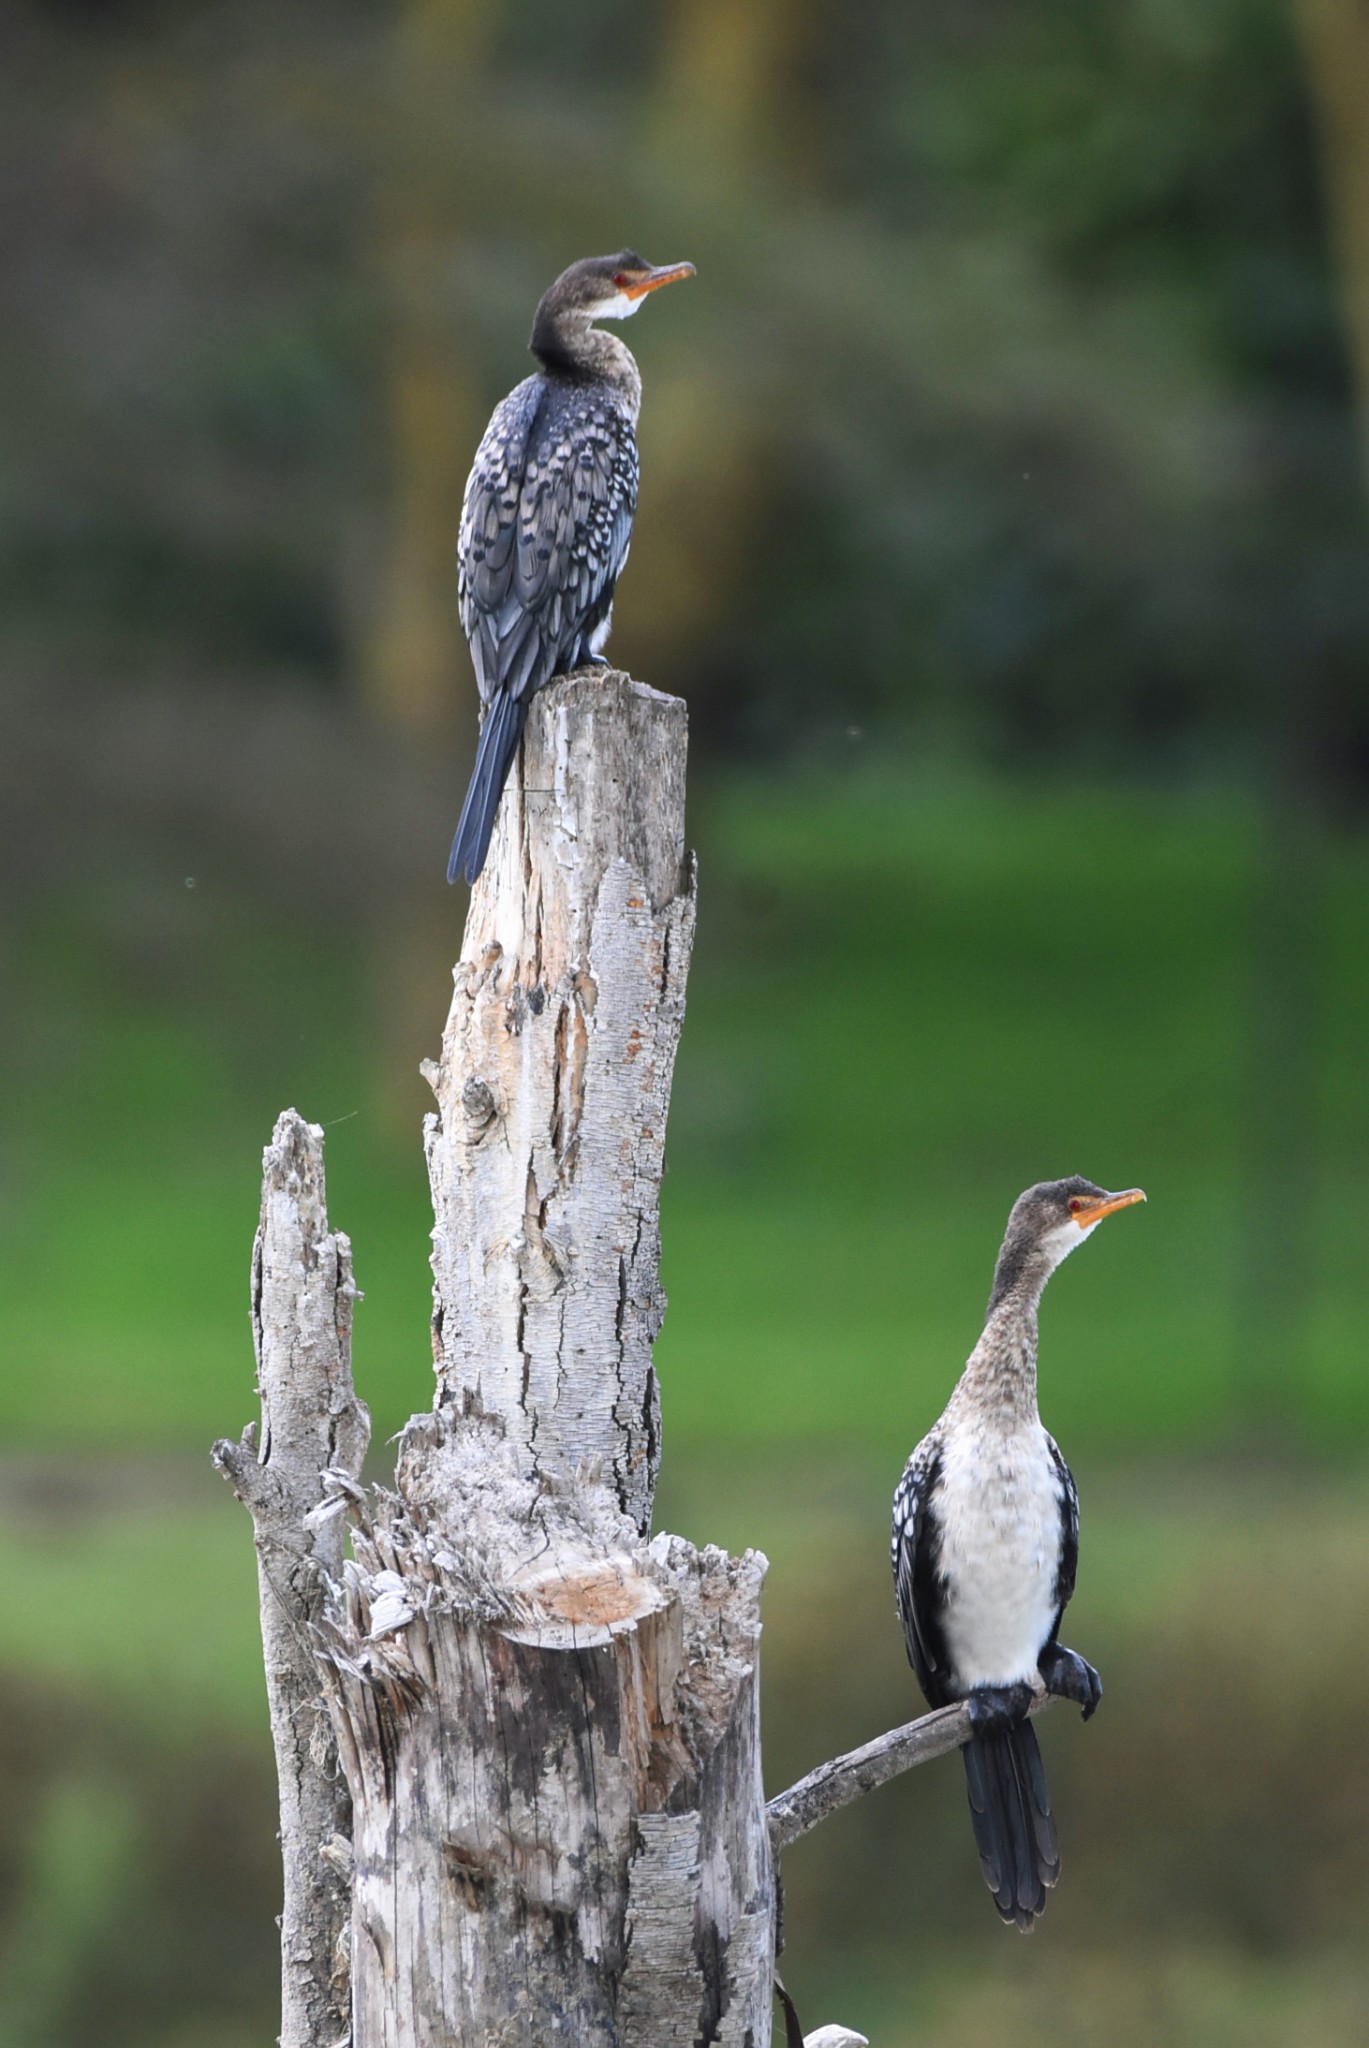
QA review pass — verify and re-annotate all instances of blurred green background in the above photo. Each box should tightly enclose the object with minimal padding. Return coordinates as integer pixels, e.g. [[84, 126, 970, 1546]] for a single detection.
[[2, 0, 1369, 2042]]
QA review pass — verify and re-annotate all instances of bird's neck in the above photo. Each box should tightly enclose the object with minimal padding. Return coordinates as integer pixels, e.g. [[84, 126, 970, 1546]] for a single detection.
[[948, 1291, 1041, 1431], [530, 315, 642, 414]]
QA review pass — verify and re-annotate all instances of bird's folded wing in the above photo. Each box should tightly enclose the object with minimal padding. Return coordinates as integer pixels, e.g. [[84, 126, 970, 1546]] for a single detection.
[[892, 1436, 950, 1702], [459, 378, 637, 705]]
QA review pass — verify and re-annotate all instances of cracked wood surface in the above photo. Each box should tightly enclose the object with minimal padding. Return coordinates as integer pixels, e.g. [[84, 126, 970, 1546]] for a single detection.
[[766, 1690, 1063, 1853], [421, 669, 696, 1533], [315, 1421, 774, 2046], [213, 1111, 370, 2048], [317, 676, 773, 2044], [225, 676, 782, 2045]]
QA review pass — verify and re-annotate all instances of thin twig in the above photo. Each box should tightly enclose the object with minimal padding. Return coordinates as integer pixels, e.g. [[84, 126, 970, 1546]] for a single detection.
[[766, 1692, 1062, 1854]]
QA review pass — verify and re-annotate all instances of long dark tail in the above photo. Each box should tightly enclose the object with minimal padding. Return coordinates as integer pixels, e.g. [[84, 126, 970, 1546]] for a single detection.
[[447, 689, 529, 886], [961, 1723, 1060, 1931]]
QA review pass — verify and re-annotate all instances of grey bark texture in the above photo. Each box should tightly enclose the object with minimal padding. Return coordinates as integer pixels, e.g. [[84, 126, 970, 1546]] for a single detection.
[[421, 669, 695, 1534], [213, 1111, 371, 2048], [767, 1691, 1062, 1854], [319, 672, 772, 2044], [221, 671, 919, 2046], [314, 1441, 771, 2045], [222, 673, 781, 2045]]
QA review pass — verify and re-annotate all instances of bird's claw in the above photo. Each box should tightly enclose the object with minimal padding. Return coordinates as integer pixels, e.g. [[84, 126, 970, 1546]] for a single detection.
[[1038, 1642, 1102, 1721], [964, 1681, 1036, 1733]]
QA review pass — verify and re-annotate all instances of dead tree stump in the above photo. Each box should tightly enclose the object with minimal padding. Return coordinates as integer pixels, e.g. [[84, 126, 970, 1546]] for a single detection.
[[220, 671, 776, 2046], [420, 671, 694, 1531], [218, 668, 915, 2046], [212, 1119, 370, 2048]]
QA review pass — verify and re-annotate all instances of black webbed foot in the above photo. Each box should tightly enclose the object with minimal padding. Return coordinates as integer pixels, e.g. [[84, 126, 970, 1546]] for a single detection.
[[1038, 1642, 1102, 1721], [964, 1680, 1036, 1733]]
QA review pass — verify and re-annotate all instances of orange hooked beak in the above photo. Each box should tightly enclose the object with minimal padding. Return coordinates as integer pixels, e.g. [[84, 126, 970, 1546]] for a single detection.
[[1070, 1188, 1146, 1228], [622, 261, 696, 299]]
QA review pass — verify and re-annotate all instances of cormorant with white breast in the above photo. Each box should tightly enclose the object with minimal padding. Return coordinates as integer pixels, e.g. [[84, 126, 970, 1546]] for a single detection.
[[447, 250, 695, 886], [891, 1177, 1145, 1929]]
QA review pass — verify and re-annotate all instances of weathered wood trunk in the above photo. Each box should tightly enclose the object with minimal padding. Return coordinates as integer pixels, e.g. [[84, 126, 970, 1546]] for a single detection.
[[318, 1450, 770, 2044], [225, 670, 776, 2046], [420, 672, 694, 1532], [213, 1120, 371, 2048]]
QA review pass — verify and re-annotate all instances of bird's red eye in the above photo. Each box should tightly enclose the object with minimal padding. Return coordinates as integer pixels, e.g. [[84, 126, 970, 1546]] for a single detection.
[[1068, 1197, 1083, 1214], [613, 273, 628, 287]]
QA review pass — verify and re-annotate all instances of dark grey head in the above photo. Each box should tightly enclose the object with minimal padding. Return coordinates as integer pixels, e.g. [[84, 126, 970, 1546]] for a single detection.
[[987, 1175, 1145, 1313], [531, 251, 695, 363]]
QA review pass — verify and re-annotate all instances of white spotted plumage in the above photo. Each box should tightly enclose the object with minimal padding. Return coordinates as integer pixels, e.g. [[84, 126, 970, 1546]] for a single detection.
[[890, 1175, 1138, 1930]]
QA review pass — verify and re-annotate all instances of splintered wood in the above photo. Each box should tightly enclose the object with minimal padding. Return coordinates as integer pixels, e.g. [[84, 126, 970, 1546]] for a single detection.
[[226, 673, 777, 2045], [213, 1111, 370, 2048], [421, 670, 696, 1534], [315, 1415, 771, 2045]]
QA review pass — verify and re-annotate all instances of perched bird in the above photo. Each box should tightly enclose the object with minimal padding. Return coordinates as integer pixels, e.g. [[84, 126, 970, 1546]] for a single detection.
[[446, 250, 696, 886], [891, 1177, 1145, 1930]]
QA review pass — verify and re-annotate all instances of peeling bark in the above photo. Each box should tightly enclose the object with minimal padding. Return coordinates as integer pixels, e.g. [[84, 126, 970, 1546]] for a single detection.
[[767, 1692, 1062, 1855], [421, 670, 696, 1533], [213, 1111, 371, 2048], [224, 674, 783, 2044], [310, 674, 772, 2044], [223, 674, 941, 2044], [313, 1416, 772, 2045]]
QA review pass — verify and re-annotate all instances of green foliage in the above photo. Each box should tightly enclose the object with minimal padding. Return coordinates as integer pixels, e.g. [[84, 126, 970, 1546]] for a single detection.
[[1, 771, 1364, 1452], [673, 1452, 1369, 2046], [4, 1459, 1369, 2045], [4, 0, 1367, 773], [0, 1495, 266, 1729], [1, 5, 1367, 2037], [0, 1773, 140, 2048]]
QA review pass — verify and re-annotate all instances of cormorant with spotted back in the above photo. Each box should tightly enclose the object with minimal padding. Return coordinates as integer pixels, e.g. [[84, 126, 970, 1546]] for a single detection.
[[891, 1177, 1145, 1929], [447, 250, 695, 886]]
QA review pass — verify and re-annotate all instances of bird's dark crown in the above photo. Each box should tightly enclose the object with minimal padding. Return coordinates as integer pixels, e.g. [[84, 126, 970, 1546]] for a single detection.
[[541, 252, 650, 313], [987, 1175, 1145, 1313], [529, 251, 695, 369], [1005, 1177, 1111, 1243]]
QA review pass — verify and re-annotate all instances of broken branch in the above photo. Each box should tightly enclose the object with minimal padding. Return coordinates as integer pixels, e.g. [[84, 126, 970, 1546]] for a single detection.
[[767, 1691, 1062, 1854]]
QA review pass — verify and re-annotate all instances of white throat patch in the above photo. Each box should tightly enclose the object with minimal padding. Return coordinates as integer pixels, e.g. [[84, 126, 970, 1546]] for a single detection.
[[591, 290, 644, 322], [1043, 1217, 1096, 1270]]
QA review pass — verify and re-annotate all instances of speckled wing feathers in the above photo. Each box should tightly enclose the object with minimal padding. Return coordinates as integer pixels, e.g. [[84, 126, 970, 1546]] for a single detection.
[[458, 374, 638, 708], [891, 1434, 951, 1707], [1045, 1432, 1079, 1624], [458, 377, 543, 701]]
